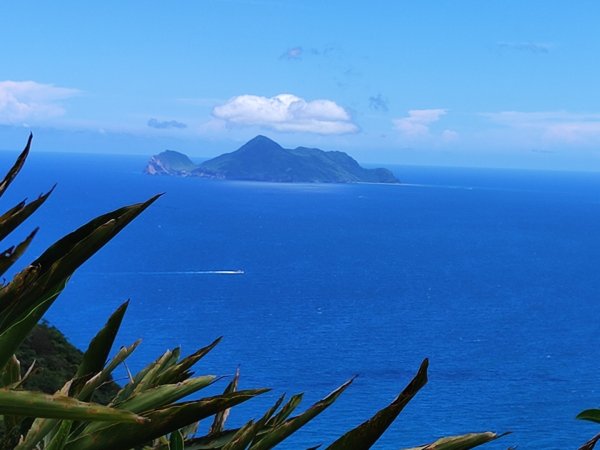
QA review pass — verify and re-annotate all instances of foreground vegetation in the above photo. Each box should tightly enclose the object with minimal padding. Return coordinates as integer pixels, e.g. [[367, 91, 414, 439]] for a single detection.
[[0, 135, 595, 448]]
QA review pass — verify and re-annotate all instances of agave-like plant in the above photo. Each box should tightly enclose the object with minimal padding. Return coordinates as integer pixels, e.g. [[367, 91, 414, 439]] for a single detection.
[[0, 135, 504, 449], [577, 410, 600, 449]]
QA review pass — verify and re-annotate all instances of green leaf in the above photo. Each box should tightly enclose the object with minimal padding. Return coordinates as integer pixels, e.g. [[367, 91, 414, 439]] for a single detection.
[[0, 388, 146, 423], [0, 228, 38, 278], [0, 194, 160, 332], [2, 354, 21, 387], [0, 282, 65, 371], [578, 409, 600, 424], [0, 133, 32, 198], [66, 388, 270, 450], [222, 396, 287, 450], [579, 433, 600, 450], [209, 367, 240, 434], [169, 430, 184, 450], [221, 420, 258, 450], [402, 432, 507, 449], [259, 394, 285, 426], [45, 420, 72, 450], [182, 430, 240, 449], [81, 373, 218, 439], [17, 341, 142, 450], [1, 354, 22, 435], [131, 349, 178, 395], [16, 413, 60, 450], [266, 393, 303, 427], [156, 337, 222, 385], [250, 379, 354, 450], [326, 358, 429, 450], [78, 340, 141, 401], [29, 194, 161, 281], [74, 300, 130, 396], [0, 187, 54, 243], [81, 376, 228, 439], [118, 375, 218, 413]]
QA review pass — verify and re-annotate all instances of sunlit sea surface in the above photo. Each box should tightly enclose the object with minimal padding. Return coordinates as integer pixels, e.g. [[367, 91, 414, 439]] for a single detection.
[[4, 151, 600, 448]]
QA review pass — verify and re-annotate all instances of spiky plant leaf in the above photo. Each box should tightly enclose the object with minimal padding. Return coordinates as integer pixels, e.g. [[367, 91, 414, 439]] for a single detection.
[[259, 394, 286, 426], [221, 395, 288, 450], [326, 359, 428, 450], [112, 340, 221, 407], [16, 411, 61, 450], [65, 389, 270, 450], [169, 430, 184, 450], [0, 133, 31, 198], [117, 375, 218, 413], [16, 415, 61, 450], [578, 410, 600, 424], [0, 187, 54, 244], [265, 393, 303, 428], [2, 355, 22, 432], [182, 430, 240, 450], [0, 282, 65, 370], [0, 194, 160, 332], [81, 376, 232, 438], [402, 432, 507, 449], [220, 420, 258, 450], [109, 352, 169, 406], [73, 300, 129, 397], [127, 349, 178, 397], [249, 379, 354, 450], [210, 367, 240, 434], [78, 340, 141, 401], [0, 388, 146, 423], [156, 337, 222, 385], [2, 354, 21, 387], [19, 194, 161, 282], [182, 396, 286, 450], [45, 420, 72, 450], [18, 341, 142, 450], [579, 433, 600, 450], [0, 228, 38, 278]]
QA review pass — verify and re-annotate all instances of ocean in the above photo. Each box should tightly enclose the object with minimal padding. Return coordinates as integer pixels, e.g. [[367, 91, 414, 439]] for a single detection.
[[3, 151, 600, 448]]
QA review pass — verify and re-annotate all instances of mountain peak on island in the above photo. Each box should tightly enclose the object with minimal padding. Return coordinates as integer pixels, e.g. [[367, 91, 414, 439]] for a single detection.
[[246, 134, 277, 145], [234, 134, 286, 156], [145, 136, 399, 184]]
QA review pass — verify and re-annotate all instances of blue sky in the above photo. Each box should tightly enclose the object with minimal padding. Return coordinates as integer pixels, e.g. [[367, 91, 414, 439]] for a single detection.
[[2, 1, 600, 169]]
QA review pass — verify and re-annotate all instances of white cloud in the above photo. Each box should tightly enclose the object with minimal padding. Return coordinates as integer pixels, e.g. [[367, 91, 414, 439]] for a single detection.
[[441, 129, 459, 141], [0, 80, 79, 125], [280, 47, 303, 60], [393, 109, 447, 137], [212, 93, 358, 135], [483, 111, 600, 143]]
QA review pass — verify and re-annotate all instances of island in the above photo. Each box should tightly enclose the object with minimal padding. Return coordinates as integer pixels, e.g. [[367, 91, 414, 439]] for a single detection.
[[145, 135, 399, 183]]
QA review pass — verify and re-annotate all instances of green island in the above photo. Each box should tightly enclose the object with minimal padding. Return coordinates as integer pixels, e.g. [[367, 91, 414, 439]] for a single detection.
[[145, 135, 399, 184]]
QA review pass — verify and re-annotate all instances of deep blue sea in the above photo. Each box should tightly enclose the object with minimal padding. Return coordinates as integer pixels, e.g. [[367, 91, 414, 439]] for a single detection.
[[3, 151, 600, 448]]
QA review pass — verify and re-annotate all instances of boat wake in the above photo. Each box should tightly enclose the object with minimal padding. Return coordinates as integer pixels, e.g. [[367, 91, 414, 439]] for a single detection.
[[141, 270, 244, 275], [94, 270, 245, 276]]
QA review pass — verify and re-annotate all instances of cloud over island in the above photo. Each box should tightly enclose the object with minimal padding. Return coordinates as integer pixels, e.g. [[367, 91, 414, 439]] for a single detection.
[[212, 93, 358, 135]]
